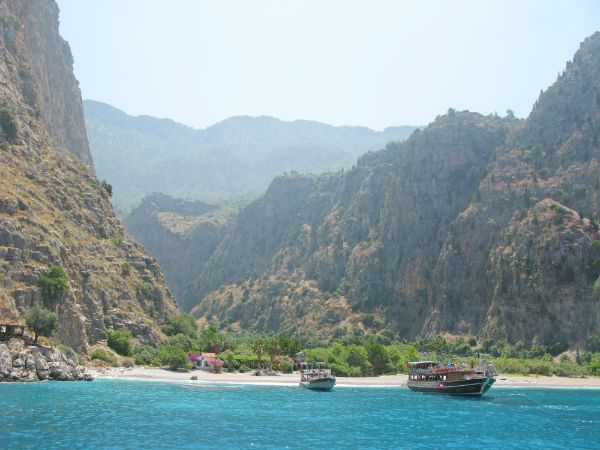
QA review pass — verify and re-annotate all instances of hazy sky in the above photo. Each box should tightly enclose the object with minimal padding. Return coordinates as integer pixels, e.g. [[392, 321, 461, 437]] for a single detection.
[[56, 0, 600, 130]]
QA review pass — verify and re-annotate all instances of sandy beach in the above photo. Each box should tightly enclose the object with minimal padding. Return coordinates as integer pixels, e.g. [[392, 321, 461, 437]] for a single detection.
[[88, 367, 600, 388]]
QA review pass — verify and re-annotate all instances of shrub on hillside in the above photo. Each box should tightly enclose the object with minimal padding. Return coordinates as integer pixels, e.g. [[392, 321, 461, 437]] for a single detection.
[[39, 265, 69, 308], [25, 307, 58, 344], [555, 358, 586, 377], [162, 314, 197, 338], [586, 353, 600, 375], [160, 346, 192, 370], [107, 329, 133, 356], [0, 107, 18, 141], [121, 357, 135, 368], [101, 180, 113, 197], [281, 360, 293, 374], [365, 340, 388, 375], [168, 333, 196, 352], [587, 335, 600, 352], [133, 345, 161, 366], [121, 261, 132, 277], [90, 348, 117, 366], [346, 345, 372, 376]]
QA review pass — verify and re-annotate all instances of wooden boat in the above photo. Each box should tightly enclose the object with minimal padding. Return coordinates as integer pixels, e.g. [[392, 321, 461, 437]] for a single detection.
[[299, 363, 336, 391], [407, 360, 496, 396]]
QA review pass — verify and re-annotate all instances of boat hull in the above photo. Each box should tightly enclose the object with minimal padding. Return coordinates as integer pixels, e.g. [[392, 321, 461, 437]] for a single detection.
[[407, 376, 495, 396], [300, 377, 336, 391]]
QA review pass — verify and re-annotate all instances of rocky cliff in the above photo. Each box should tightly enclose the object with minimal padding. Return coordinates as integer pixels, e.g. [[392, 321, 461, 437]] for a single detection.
[[188, 33, 600, 348], [0, 338, 92, 382], [124, 193, 226, 303], [2, 0, 91, 165], [0, 0, 178, 353]]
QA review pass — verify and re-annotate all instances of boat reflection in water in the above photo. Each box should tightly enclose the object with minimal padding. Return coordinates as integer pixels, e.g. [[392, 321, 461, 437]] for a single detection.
[[407, 359, 496, 396]]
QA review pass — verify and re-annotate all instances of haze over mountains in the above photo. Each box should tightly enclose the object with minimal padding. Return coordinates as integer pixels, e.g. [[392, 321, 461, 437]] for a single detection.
[[84, 99, 418, 212]]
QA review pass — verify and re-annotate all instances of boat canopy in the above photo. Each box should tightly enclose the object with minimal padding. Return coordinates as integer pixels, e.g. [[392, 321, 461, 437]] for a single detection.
[[407, 361, 440, 368]]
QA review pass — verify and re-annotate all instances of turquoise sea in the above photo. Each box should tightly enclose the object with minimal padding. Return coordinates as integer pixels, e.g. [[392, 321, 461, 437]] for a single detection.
[[1, 380, 599, 449]]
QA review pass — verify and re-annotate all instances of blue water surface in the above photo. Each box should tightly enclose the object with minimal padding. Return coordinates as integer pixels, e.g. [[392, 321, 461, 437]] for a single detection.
[[0, 379, 599, 449]]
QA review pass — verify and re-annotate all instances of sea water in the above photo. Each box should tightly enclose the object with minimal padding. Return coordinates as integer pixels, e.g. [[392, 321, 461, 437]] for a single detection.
[[1, 380, 599, 449]]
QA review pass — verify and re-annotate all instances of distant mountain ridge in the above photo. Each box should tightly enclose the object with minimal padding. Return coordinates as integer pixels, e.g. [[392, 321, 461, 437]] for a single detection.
[[84, 100, 419, 211]]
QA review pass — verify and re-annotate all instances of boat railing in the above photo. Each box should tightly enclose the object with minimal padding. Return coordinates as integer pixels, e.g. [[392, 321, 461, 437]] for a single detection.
[[474, 363, 496, 377], [408, 366, 467, 375], [409, 362, 496, 377], [300, 368, 333, 381]]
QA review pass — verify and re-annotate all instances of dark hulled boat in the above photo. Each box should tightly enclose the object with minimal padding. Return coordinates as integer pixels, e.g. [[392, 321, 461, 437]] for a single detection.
[[407, 361, 496, 396]]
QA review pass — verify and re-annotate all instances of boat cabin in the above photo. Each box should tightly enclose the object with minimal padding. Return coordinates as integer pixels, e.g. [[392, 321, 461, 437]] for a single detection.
[[300, 362, 332, 381], [0, 323, 25, 341], [407, 361, 472, 382]]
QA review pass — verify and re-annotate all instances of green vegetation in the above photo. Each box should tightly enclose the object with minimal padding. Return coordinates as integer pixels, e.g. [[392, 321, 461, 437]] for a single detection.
[[128, 317, 600, 378], [38, 265, 69, 308], [122, 357, 135, 368], [133, 345, 161, 366], [90, 348, 117, 366], [107, 329, 133, 356], [0, 107, 18, 141], [101, 180, 113, 197], [161, 313, 197, 338], [159, 346, 192, 370], [281, 360, 293, 373], [304, 341, 419, 377], [585, 353, 600, 375], [25, 307, 58, 344], [57, 344, 73, 353], [136, 282, 152, 299], [121, 261, 132, 277]]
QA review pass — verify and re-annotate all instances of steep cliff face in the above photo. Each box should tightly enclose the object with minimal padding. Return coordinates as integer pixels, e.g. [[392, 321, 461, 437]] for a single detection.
[[0, 0, 177, 353], [190, 32, 600, 348], [188, 114, 513, 335], [2, 0, 92, 165], [429, 32, 600, 346]]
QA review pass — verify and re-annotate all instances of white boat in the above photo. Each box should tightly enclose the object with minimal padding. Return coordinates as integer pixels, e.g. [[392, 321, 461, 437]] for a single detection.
[[299, 363, 336, 391]]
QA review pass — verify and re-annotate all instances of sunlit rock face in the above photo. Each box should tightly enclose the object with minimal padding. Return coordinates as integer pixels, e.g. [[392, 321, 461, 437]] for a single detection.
[[0, 0, 178, 353]]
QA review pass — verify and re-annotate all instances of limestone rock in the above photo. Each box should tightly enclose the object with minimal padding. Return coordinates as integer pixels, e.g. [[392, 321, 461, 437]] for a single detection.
[[0, 0, 178, 353], [32, 348, 49, 380], [0, 344, 12, 378]]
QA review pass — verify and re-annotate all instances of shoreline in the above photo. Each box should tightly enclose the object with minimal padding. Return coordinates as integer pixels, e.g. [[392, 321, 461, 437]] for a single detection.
[[88, 367, 600, 389]]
